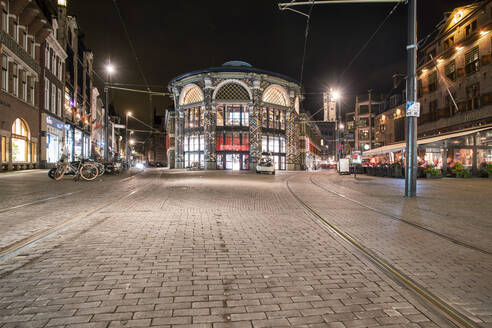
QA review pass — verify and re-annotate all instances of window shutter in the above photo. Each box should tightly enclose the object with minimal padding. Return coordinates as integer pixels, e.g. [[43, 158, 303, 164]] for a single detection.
[[27, 76, 32, 103], [445, 61, 456, 76], [465, 47, 479, 64], [8, 62, 13, 93]]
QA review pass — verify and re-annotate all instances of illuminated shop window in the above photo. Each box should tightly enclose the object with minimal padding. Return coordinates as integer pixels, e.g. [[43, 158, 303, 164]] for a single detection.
[[11, 118, 30, 162], [261, 107, 286, 130], [215, 83, 250, 101], [216, 104, 249, 127], [262, 86, 287, 106]]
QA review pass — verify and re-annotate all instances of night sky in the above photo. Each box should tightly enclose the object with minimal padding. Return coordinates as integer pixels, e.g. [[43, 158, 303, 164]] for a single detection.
[[68, 0, 475, 130]]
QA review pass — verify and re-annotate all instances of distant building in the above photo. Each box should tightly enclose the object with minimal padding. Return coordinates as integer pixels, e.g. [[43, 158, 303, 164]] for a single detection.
[[168, 61, 302, 171], [298, 113, 322, 170], [374, 76, 406, 148], [56, 0, 94, 161], [165, 110, 176, 169], [344, 91, 382, 152], [37, 0, 67, 168], [144, 111, 167, 166]]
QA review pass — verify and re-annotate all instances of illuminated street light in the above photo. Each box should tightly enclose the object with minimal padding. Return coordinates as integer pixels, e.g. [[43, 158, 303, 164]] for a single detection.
[[127, 111, 132, 117], [129, 139, 135, 145], [106, 64, 115, 75], [330, 89, 341, 102], [104, 62, 116, 161]]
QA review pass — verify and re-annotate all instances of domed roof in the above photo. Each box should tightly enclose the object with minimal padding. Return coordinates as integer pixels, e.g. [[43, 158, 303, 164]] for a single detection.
[[222, 61, 253, 68]]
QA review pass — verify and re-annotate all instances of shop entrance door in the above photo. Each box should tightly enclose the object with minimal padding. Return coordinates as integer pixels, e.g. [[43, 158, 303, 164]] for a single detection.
[[232, 154, 240, 171]]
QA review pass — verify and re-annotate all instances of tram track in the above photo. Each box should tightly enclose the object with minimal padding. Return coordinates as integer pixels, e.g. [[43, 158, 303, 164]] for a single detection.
[[0, 169, 162, 261], [285, 175, 480, 328], [309, 175, 492, 256]]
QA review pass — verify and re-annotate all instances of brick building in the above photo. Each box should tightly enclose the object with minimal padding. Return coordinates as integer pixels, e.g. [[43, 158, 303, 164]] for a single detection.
[[37, 0, 67, 168], [0, 0, 51, 170]]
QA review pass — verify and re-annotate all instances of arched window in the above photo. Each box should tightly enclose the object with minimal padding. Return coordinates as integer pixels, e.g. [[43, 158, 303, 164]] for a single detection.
[[11, 118, 30, 162], [215, 83, 250, 101], [180, 84, 204, 106], [262, 85, 288, 107]]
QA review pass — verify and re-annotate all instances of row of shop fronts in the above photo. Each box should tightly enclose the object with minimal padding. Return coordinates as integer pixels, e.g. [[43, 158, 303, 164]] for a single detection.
[[42, 114, 91, 165], [363, 126, 492, 173], [1, 114, 91, 170]]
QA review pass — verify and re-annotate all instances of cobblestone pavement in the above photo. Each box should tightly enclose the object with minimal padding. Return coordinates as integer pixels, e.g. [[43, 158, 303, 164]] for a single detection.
[[288, 171, 492, 326], [0, 169, 143, 251], [0, 168, 483, 327]]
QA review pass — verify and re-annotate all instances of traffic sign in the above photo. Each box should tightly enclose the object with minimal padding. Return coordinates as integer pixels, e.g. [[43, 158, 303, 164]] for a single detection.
[[406, 101, 420, 117], [336, 144, 343, 151]]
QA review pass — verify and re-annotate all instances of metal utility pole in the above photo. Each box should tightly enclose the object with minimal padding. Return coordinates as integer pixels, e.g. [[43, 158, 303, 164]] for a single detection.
[[405, 0, 418, 197], [125, 114, 129, 164], [279, 0, 415, 197], [335, 100, 340, 161], [104, 83, 109, 161]]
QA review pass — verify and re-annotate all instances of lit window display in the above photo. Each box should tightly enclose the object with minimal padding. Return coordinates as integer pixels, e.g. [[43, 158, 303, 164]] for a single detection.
[[184, 134, 204, 168], [216, 104, 249, 127], [74, 129, 82, 158], [11, 118, 29, 162], [262, 107, 286, 130], [184, 106, 204, 129]]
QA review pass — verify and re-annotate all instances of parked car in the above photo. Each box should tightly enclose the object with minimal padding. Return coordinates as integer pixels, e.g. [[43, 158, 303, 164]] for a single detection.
[[256, 153, 275, 175]]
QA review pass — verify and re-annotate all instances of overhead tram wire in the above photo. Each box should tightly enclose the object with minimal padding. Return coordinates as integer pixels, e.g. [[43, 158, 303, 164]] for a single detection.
[[112, 0, 151, 94], [299, 0, 315, 86], [337, 1, 401, 83]]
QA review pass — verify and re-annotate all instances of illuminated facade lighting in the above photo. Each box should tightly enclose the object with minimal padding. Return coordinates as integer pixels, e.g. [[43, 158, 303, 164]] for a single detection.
[[453, 10, 463, 24]]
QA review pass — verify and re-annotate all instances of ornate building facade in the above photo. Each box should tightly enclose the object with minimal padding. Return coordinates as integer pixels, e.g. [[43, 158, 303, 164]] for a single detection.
[[168, 61, 302, 171]]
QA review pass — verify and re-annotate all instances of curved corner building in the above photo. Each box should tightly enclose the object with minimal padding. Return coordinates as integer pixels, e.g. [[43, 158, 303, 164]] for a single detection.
[[168, 61, 302, 171]]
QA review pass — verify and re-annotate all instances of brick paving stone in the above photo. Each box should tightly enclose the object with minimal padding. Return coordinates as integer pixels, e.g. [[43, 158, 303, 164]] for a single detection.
[[300, 172, 492, 323], [0, 170, 460, 328], [46, 314, 92, 326]]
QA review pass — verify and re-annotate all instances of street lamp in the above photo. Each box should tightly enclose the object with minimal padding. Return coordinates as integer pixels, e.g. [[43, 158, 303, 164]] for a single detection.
[[330, 89, 342, 161], [104, 62, 115, 162], [125, 111, 131, 164], [331, 89, 341, 102]]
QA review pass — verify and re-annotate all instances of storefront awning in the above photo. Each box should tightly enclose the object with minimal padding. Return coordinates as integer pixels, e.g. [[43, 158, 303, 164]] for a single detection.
[[363, 125, 492, 156]]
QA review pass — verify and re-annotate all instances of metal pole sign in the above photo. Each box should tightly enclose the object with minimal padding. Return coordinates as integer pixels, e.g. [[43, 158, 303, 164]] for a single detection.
[[405, 0, 418, 197], [406, 101, 420, 117]]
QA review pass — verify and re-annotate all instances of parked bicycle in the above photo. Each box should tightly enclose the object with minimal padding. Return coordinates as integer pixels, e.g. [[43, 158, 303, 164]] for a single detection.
[[49, 154, 99, 181]]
